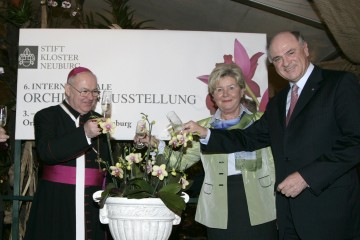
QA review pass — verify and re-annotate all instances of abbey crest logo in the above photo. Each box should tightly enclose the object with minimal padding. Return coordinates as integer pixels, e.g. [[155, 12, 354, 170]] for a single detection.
[[18, 46, 38, 69]]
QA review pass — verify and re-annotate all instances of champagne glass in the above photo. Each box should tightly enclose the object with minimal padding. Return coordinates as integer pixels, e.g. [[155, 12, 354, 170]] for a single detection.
[[101, 91, 112, 118], [0, 105, 7, 127], [166, 111, 183, 133], [134, 120, 147, 149]]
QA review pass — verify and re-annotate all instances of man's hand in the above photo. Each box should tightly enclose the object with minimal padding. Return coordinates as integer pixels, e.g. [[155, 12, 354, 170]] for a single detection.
[[277, 171, 308, 198], [0, 127, 9, 142], [84, 119, 101, 138], [134, 134, 159, 148], [182, 121, 208, 138]]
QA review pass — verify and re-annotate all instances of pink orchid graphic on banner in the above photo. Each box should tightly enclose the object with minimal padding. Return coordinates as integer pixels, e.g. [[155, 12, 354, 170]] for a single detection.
[[197, 39, 269, 113]]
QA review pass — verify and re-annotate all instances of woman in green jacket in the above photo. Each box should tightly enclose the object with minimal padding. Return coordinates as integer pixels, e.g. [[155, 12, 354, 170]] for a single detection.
[[137, 63, 277, 240]]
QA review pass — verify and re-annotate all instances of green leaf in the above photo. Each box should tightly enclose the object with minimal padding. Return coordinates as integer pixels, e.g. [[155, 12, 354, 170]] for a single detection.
[[166, 174, 182, 184], [123, 178, 155, 197], [126, 191, 153, 199], [98, 194, 109, 209], [101, 182, 116, 197], [155, 154, 167, 165], [158, 191, 186, 216], [130, 178, 154, 191], [159, 182, 182, 194], [97, 182, 124, 208]]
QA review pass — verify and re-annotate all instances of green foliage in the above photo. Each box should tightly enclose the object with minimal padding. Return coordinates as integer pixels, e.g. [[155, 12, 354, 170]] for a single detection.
[[85, 0, 153, 29], [4, 0, 35, 27], [0, 145, 11, 194]]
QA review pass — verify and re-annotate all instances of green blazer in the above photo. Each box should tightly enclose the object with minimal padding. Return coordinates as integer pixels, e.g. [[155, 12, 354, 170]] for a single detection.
[[167, 112, 276, 228]]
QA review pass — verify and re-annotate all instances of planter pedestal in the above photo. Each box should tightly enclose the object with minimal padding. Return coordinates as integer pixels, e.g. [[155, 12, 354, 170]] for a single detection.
[[93, 191, 181, 240]]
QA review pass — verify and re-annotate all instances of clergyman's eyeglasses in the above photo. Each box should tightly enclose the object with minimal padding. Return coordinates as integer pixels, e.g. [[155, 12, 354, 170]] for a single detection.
[[68, 83, 100, 97]]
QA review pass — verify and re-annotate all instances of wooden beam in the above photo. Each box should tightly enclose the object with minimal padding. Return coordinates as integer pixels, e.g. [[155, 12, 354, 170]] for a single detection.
[[40, 0, 47, 28], [231, 0, 325, 29]]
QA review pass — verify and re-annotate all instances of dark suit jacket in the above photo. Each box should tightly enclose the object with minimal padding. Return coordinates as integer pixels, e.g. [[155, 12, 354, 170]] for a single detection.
[[202, 66, 360, 239]]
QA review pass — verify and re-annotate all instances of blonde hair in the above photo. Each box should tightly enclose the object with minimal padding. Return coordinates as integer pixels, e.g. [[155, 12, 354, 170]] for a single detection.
[[208, 63, 246, 95]]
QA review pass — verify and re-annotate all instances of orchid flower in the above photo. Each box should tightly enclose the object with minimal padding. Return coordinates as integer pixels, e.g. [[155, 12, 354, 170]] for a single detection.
[[152, 164, 168, 180], [99, 118, 116, 134], [125, 153, 142, 165], [48, 0, 58, 7], [109, 163, 124, 179], [179, 176, 189, 189], [169, 132, 193, 148], [61, 1, 71, 8], [169, 135, 179, 148], [146, 159, 155, 173]]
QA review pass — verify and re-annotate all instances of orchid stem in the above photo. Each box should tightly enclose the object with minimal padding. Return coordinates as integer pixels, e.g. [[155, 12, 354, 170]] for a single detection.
[[106, 133, 114, 166]]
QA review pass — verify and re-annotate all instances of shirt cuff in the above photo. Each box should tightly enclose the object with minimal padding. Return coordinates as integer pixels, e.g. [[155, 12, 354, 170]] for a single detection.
[[199, 129, 211, 145], [157, 140, 166, 154]]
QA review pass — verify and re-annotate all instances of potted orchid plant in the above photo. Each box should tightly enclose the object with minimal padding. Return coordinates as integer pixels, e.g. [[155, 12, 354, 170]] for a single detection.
[[95, 113, 193, 217]]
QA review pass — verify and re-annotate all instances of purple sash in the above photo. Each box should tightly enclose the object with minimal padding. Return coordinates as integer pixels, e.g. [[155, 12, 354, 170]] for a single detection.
[[42, 165, 103, 187]]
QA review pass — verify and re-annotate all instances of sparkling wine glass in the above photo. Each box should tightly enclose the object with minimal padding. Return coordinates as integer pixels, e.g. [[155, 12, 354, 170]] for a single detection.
[[0, 105, 7, 127], [166, 111, 183, 133], [101, 91, 112, 118], [134, 120, 147, 149]]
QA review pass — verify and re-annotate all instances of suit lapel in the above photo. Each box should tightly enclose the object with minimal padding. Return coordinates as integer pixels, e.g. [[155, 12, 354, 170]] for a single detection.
[[289, 67, 322, 124], [277, 86, 290, 128]]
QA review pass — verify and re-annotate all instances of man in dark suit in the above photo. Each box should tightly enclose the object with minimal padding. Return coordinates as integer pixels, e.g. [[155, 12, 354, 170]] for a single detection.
[[183, 31, 360, 239], [24, 67, 110, 240]]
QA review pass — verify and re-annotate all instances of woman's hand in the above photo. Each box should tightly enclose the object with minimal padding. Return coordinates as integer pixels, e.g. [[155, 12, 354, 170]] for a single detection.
[[182, 121, 208, 138]]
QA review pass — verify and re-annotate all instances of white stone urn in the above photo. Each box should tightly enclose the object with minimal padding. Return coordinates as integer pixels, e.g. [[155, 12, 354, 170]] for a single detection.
[[93, 191, 188, 240]]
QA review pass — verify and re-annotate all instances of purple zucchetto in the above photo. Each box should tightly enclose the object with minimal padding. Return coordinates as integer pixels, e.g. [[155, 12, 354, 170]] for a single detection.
[[67, 67, 93, 81]]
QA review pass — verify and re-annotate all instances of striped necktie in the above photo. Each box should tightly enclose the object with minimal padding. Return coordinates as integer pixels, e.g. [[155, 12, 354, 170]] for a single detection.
[[286, 84, 299, 125]]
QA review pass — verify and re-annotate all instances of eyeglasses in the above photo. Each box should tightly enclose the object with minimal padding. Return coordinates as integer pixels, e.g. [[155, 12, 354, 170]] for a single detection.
[[213, 84, 240, 96], [68, 83, 100, 97]]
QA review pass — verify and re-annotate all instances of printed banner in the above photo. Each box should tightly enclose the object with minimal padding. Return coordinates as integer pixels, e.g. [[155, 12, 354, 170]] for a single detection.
[[16, 29, 268, 140]]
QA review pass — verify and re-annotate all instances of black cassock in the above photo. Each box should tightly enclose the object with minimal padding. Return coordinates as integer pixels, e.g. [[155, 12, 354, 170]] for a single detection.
[[25, 101, 111, 240]]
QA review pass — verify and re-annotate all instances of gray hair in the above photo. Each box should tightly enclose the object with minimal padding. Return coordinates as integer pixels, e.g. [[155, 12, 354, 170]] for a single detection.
[[266, 31, 306, 63]]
